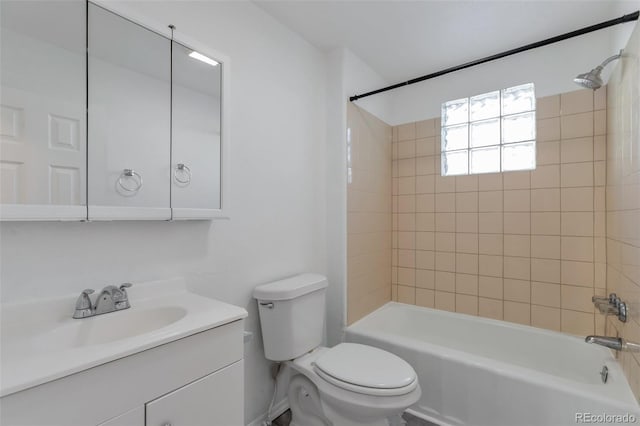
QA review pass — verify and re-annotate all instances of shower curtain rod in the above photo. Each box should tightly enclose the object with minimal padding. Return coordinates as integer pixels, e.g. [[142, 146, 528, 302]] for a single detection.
[[349, 10, 639, 102]]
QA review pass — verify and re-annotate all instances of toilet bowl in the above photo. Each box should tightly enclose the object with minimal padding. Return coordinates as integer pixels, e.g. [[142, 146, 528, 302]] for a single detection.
[[253, 274, 421, 426]]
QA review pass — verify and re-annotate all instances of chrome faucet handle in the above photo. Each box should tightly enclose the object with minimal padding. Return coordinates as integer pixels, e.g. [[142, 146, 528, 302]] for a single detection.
[[114, 283, 132, 309], [73, 289, 95, 319]]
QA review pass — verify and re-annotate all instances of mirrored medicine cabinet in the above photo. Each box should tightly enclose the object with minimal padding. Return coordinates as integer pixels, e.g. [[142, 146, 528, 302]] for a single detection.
[[0, 0, 229, 221]]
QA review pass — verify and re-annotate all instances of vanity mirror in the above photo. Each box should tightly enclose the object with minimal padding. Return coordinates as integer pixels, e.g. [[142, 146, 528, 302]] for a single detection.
[[0, 0, 229, 221]]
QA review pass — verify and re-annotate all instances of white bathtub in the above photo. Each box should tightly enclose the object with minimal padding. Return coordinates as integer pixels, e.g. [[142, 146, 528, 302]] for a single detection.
[[345, 302, 640, 426]]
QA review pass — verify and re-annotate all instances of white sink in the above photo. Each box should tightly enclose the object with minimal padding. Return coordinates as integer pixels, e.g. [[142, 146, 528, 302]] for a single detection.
[[0, 278, 247, 397]]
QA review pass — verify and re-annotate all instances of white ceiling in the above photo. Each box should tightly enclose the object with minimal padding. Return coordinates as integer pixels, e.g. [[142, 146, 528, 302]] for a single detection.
[[256, 0, 640, 84]]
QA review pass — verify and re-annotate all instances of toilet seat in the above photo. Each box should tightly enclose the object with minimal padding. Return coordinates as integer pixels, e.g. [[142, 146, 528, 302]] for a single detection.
[[313, 343, 418, 396]]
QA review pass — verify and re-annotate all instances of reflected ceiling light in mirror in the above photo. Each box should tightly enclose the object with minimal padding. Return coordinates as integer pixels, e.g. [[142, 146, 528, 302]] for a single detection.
[[188, 51, 219, 67]]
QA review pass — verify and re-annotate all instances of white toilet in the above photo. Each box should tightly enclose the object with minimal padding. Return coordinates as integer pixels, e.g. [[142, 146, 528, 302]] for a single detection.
[[254, 273, 421, 426]]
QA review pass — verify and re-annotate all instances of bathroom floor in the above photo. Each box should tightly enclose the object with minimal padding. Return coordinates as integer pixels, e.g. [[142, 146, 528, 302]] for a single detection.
[[272, 410, 439, 426]]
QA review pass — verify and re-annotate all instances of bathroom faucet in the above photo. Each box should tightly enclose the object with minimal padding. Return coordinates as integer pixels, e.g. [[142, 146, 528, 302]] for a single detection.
[[592, 293, 627, 323], [585, 336, 640, 352], [73, 283, 132, 319]]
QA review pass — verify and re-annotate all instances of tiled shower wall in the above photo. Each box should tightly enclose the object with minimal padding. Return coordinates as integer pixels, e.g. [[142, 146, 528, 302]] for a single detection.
[[606, 22, 640, 399], [347, 102, 392, 324], [391, 88, 607, 336]]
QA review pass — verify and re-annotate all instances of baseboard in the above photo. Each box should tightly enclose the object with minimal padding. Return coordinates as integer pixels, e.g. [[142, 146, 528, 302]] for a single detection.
[[246, 398, 289, 426]]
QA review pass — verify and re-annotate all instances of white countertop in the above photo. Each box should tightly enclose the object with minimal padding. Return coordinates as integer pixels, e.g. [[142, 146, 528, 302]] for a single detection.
[[0, 278, 247, 397]]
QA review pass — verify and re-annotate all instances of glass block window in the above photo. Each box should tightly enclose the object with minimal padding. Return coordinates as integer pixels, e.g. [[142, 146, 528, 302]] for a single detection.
[[441, 83, 536, 176]]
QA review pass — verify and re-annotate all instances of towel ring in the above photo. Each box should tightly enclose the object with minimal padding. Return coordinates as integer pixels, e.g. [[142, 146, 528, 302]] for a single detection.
[[117, 169, 143, 194], [174, 163, 192, 185]]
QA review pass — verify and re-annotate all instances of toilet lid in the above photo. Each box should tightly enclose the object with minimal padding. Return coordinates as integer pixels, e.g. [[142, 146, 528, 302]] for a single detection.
[[314, 343, 416, 390]]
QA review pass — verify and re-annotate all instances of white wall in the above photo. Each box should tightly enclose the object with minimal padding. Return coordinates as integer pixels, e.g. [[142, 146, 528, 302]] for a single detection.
[[0, 1, 327, 424], [324, 47, 391, 344], [376, 18, 640, 125]]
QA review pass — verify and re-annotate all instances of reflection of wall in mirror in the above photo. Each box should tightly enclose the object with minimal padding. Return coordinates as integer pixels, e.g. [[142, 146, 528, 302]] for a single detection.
[[0, 28, 85, 206], [172, 82, 221, 210]]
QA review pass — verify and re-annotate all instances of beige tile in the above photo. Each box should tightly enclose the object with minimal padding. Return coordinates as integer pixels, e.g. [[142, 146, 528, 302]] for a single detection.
[[594, 135, 606, 161], [503, 278, 530, 304], [532, 281, 561, 307], [594, 110, 606, 136], [479, 191, 503, 212], [456, 212, 478, 233], [416, 155, 436, 175], [415, 288, 435, 308], [561, 212, 594, 236], [435, 175, 456, 193], [397, 249, 415, 268], [504, 301, 530, 325], [398, 213, 416, 231], [456, 253, 478, 275], [479, 276, 503, 299], [531, 235, 561, 259], [561, 236, 594, 262], [435, 232, 455, 252], [560, 112, 593, 139], [416, 119, 436, 138], [561, 285, 594, 313], [594, 187, 605, 212], [537, 94, 560, 119], [435, 252, 455, 272], [415, 194, 435, 212], [504, 212, 530, 234], [504, 189, 530, 212], [531, 212, 561, 235], [456, 273, 478, 295], [435, 193, 455, 212], [561, 163, 593, 188], [560, 89, 593, 115], [391, 284, 398, 301], [531, 258, 561, 283], [456, 192, 478, 212], [594, 161, 606, 186], [397, 285, 416, 304], [594, 85, 606, 110], [398, 177, 416, 195], [397, 140, 416, 159], [398, 158, 416, 177], [397, 231, 415, 249], [415, 175, 435, 194], [531, 164, 560, 188], [478, 173, 502, 191], [479, 297, 503, 320], [456, 233, 478, 254], [416, 137, 437, 157], [537, 117, 560, 142], [537, 140, 560, 165], [561, 309, 594, 335], [531, 188, 560, 212], [416, 250, 435, 270], [435, 271, 455, 292], [456, 294, 478, 316], [435, 291, 455, 312], [416, 269, 435, 289], [561, 260, 594, 287], [531, 305, 561, 331], [503, 171, 530, 190], [456, 175, 478, 192], [416, 232, 435, 251], [561, 187, 594, 211], [504, 235, 530, 257], [479, 234, 503, 255], [397, 195, 416, 213], [479, 212, 503, 233], [479, 255, 503, 277], [434, 212, 455, 232], [398, 122, 416, 141], [397, 267, 415, 286], [560, 137, 593, 163], [504, 256, 531, 280]]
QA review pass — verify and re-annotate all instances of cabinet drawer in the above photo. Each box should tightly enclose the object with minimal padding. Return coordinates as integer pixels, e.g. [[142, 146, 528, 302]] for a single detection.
[[146, 361, 243, 426]]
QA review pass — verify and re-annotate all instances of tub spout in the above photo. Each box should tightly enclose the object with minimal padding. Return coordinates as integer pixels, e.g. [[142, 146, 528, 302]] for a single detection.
[[585, 335, 623, 350]]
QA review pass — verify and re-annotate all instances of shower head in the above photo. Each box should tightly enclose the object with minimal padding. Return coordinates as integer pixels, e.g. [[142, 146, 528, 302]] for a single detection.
[[574, 50, 623, 90]]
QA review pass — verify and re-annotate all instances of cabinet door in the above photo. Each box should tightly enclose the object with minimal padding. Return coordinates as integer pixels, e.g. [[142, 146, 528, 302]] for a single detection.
[[0, 0, 87, 221], [87, 3, 171, 220], [170, 41, 222, 219], [146, 360, 243, 426], [97, 407, 144, 426]]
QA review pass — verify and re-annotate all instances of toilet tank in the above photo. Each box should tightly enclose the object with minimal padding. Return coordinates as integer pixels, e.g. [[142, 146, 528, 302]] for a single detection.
[[253, 273, 328, 361]]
